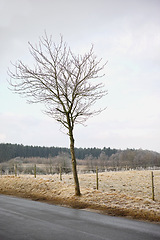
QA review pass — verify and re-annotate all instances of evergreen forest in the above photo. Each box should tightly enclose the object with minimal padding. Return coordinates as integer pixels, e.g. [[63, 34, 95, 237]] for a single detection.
[[0, 143, 117, 163], [0, 143, 160, 170]]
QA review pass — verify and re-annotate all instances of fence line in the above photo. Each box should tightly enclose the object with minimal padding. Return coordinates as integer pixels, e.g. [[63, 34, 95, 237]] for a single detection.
[[0, 163, 159, 201]]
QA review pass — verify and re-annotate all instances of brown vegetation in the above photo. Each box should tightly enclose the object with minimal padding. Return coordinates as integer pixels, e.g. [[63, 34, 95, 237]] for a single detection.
[[0, 170, 160, 223]]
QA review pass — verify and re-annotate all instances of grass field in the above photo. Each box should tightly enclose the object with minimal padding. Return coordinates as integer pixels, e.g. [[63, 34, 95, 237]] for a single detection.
[[0, 170, 160, 222]]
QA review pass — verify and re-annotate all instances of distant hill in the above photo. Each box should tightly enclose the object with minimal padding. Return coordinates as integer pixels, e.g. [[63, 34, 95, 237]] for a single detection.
[[106, 149, 160, 169], [0, 143, 160, 170], [0, 143, 117, 163]]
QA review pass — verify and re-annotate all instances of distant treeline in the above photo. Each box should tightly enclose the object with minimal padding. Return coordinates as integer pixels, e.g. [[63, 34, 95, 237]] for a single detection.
[[0, 143, 117, 163]]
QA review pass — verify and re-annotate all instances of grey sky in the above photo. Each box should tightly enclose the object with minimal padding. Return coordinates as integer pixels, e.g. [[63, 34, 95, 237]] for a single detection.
[[0, 0, 160, 152]]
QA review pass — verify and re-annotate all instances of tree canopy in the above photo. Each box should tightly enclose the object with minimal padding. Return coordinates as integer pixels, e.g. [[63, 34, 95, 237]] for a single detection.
[[8, 34, 107, 129]]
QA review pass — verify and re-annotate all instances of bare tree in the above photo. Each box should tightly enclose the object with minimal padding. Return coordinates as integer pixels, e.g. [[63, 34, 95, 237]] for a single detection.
[[8, 33, 107, 196]]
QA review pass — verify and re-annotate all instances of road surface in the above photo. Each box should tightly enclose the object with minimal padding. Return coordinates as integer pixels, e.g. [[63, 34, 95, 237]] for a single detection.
[[0, 195, 160, 240]]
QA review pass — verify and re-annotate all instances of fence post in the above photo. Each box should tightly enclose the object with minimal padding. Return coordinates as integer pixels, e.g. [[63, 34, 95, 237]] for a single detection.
[[49, 158, 52, 174], [151, 171, 155, 201], [0, 165, 2, 177], [96, 167, 99, 190], [15, 164, 17, 177], [34, 164, 36, 178], [60, 167, 62, 181], [50, 164, 52, 174]]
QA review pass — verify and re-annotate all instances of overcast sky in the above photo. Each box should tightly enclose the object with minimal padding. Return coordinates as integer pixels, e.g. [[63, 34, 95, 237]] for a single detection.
[[0, 0, 160, 152]]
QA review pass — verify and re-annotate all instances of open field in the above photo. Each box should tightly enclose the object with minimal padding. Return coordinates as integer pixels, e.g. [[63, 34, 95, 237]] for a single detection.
[[0, 170, 160, 222]]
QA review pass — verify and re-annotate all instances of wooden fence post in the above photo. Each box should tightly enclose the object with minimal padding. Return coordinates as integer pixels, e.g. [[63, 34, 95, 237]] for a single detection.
[[96, 167, 99, 190], [15, 164, 17, 177], [151, 171, 155, 201], [34, 164, 36, 178], [60, 167, 62, 181], [50, 164, 52, 174]]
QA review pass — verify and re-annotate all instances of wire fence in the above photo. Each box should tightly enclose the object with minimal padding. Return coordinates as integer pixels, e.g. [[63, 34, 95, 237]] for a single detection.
[[1, 162, 160, 176], [1, 163, 160, 201]]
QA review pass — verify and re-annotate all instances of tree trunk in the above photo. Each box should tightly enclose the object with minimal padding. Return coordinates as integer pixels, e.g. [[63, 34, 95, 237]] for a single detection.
[[69, 129, 81, 196]]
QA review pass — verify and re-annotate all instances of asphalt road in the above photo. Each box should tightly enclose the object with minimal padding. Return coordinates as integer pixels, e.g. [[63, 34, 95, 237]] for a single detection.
[[0, 195, 160, 240]]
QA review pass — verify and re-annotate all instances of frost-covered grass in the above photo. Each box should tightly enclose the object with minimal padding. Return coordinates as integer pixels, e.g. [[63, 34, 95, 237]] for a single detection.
[[0, 170, 160, 222]]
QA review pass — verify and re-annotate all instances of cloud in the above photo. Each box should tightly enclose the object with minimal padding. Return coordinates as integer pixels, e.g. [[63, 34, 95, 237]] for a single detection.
[[0, 133, 6, 142], [0, 0, 160, 152], [0, 112, 69, 147]]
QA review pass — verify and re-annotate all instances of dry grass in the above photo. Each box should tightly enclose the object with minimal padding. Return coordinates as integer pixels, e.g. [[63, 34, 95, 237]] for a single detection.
[[0, 170, 160, 223]]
